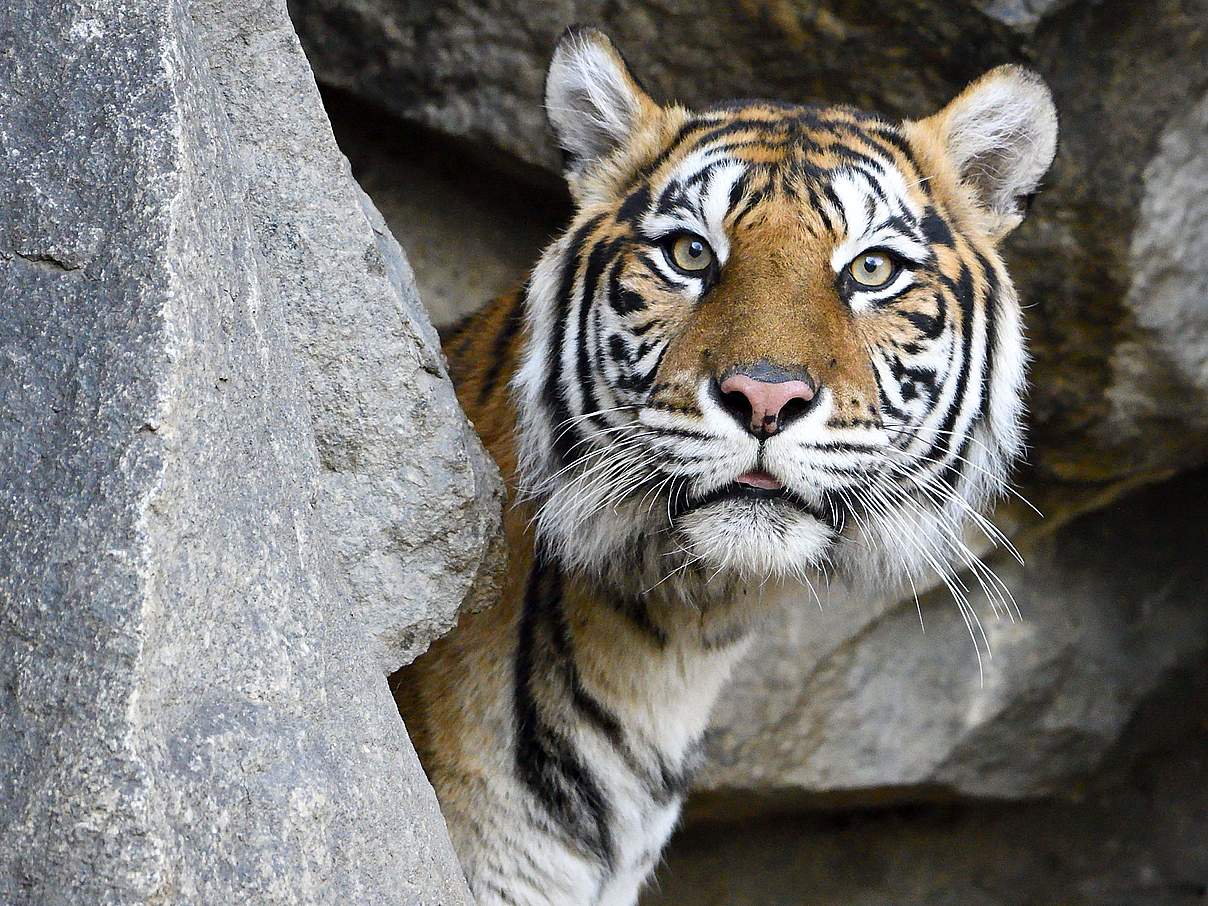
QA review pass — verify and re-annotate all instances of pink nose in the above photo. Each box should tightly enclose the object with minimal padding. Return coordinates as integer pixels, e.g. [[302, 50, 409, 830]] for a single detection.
[[719, 372, 816, 437]]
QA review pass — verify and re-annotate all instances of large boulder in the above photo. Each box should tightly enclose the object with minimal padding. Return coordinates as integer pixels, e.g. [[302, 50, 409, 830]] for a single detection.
[[695, 468, 1208, 808], [647, 665, 1208, 905], [0, 0, 500, 902], [289, 0, 1208, 513]]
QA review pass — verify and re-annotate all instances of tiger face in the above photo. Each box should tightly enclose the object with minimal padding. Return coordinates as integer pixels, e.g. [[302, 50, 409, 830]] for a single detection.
[[515, 27, 1057, 597]]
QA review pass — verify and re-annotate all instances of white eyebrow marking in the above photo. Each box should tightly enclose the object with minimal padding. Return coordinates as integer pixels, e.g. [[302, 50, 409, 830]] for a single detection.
[[828, 166, 926, 274]]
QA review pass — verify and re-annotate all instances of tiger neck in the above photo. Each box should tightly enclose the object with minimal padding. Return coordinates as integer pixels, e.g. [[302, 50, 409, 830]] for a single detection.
[[520, 545, 757, 783]]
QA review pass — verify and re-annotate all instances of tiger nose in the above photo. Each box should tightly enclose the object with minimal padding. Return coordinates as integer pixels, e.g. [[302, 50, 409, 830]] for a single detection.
[[718, 366, 817, 438]]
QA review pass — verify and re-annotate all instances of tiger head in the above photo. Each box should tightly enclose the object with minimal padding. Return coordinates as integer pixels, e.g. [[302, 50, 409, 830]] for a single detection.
[[514, 27, 1057, 599]]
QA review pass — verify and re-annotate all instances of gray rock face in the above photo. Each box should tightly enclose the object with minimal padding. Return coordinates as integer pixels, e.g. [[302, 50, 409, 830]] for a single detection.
[[0, 0, 498, 901], [696, 470, 1208, 808], [323, 97, 567, 328], [1110, 89, 1208, 464], [192, 0, 502, 673], [971, 0, 1077, 30], [648, 670, 1208, 906], [289, 0, 1208, 516]]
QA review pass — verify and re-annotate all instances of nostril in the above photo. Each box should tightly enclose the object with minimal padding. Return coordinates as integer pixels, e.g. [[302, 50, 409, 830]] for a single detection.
[[720, 388, 753, 426], [717, 368, 819, 437], [778, 394, 812, 427]]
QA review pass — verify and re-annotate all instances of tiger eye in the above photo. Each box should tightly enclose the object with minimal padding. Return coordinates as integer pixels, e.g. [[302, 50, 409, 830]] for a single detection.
[[670, 234, 715, 273], [849, 251, 895, 288]]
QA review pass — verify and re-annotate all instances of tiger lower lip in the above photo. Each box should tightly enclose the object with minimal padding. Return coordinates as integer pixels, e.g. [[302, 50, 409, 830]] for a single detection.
[[735, 469, 783, 491]]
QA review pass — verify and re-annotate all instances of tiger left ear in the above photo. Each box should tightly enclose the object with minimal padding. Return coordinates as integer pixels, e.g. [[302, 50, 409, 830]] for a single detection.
[[545, 26, 659, 184], [912, 65, 1058, 236]]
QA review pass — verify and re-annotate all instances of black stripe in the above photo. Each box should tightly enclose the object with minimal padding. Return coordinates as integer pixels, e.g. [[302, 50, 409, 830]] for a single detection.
[[730, 183, 767, 229], [829, 144, 888, 179], [608, 261, 646, 315], [616, 358, 661, 394], [514, 552, 615, 868], [975, 249, 1001, 431], [821, 183, 846, 230], [545, 569, 629, 754], [544, 216, 605, 466], [607, 595, 668, 648], [617, 184, 651, 225], [900, 307, 945, 339], [867, 125, 921, 169], [632, 116, 719, 186], [637, 252, 685, 289], [630, 317, 662, 337], [926, 261, 979, 469], [921, 208, 955, 247], [576, 237, 624, 429], [803, 180, 837, 233]]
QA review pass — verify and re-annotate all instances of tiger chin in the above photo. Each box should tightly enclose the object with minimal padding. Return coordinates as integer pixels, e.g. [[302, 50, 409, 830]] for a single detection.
[[396, 26, 1057, 906]]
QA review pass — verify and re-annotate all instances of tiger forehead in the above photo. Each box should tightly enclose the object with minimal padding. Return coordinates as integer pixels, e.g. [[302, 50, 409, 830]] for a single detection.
[[638, 102, 919, 195], [605, 103, 931, 248]]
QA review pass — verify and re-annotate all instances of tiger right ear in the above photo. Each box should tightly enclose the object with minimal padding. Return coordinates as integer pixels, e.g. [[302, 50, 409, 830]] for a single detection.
[[912, 65, 1058, 237], [545, 26, 658, 182]]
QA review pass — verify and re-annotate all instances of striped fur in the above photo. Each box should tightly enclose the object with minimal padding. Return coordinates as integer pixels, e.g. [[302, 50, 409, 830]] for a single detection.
[[397, 27, 1057, 906]]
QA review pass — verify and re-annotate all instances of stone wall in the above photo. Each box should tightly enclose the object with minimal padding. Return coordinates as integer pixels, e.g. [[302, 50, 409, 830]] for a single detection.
[[0, 0, 500, 902]]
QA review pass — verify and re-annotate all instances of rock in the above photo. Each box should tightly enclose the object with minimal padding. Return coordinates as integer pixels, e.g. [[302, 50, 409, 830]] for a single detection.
[[288, 0, 1020, 176], [194, 0, 503, 673], [0, 0, 498, 901], [289, 0, 1208, 516], [694, 470, 1208, 807], [1109, 90, 1208, 473], [644, 666, 1208, 905], [971, 0, 1077, 31], [323, 93, 569, 328]]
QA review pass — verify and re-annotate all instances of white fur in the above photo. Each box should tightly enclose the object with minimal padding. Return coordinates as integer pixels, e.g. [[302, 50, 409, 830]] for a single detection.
[[936, 66, 1058, 225], [545, 29, 644, 176]]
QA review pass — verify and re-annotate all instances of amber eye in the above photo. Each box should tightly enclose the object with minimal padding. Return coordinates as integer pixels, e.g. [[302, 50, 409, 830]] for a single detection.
[[848, 250, 897, 288], [667, 234, 715, 274]]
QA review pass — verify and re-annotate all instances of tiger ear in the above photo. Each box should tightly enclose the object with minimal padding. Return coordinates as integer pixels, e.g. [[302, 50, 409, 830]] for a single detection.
[[545, 26, 658, 182], [913, 65, 1058, 236]]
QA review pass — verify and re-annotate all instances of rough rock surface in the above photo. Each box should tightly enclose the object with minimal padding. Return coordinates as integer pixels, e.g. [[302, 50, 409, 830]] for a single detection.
[[324, 94, 568, 327], [695, 470, 1208, 808], [194, 0, 502, 672], [0, 0, 496, 901], [289, 0, 1208, 514], [647, 667, 1208, 905]]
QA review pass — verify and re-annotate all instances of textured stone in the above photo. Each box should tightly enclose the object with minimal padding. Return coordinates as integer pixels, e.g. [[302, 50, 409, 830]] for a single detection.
[[290, 0, 1208, 515], [694, 471, 1208, 807], [1109, 90, 1208, 469], [324, 95, 568, 328], [971, 0, 1076, 30], [645, 667, 1208, 905], [194, 0, 502, 673], [0, 0, 494, 901]]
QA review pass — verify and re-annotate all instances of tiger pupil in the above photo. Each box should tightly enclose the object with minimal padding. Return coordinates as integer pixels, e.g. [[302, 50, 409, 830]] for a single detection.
[[689, 242, 703, 258]]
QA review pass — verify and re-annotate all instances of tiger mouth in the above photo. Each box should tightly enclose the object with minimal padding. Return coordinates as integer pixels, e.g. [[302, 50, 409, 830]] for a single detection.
[[669, 478, 843, 532]]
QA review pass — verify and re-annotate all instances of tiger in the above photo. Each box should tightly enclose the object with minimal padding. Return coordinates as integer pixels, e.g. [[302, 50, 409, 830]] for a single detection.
[[395, 25, 1057, 906]]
